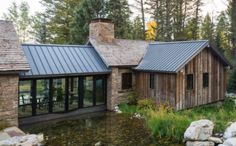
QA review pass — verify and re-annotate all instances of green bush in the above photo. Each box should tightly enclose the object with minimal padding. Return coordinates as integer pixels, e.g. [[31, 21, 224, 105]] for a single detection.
[[137, 98, 156, 110], [127, 92, 138, 105]]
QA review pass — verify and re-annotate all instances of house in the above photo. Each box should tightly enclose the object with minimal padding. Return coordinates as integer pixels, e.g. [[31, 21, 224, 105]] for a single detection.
[[0, 18, 231, 126]]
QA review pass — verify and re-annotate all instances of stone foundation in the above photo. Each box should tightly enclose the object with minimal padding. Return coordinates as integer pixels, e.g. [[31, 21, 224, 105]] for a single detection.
[[107, 67, 135, 110], [0, 74, 19, 126]]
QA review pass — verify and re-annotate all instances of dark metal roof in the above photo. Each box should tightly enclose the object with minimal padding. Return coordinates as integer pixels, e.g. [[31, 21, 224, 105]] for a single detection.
[[20, 44, 110, 78], [135, 40, 230, 73]]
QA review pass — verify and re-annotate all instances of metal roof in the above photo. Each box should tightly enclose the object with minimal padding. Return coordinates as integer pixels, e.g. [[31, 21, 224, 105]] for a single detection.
[[20, 44, 110, 78], [135, 40, 230, 73]]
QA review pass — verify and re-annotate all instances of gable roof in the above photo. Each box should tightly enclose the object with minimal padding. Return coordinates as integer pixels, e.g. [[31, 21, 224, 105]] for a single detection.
[[20, 44, 110, 78], [135, 40, 230, 73], [89, 38, 149, 67], [0, 20, 29, 72]]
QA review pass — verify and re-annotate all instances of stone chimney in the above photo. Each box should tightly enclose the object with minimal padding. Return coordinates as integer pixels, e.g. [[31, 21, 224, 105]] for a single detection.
[[89, 18, 115, 43]]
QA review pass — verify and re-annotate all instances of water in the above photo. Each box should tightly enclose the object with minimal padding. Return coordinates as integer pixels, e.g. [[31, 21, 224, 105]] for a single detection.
[[21, 112, 156, 146]]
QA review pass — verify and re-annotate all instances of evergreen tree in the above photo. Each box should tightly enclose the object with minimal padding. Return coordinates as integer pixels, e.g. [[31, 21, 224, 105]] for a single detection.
[[70, 0, 106, 44], [132, 0, 146, 39], [215, 12, 231, 54], [3, 1, 31, 42], [32, 13, 49, 43], [230, 0, 236, 66], [201, 14, 214, 43], [130, 16, 144, 40], [228, 69, 236, 93], [40, 0, 83, 44], [106, 0, 132, 39]]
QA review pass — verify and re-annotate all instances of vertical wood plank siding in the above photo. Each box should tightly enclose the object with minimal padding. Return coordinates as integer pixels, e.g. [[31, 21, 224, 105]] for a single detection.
[[135, 47, 227, 110], [135, 73, 176, 107]]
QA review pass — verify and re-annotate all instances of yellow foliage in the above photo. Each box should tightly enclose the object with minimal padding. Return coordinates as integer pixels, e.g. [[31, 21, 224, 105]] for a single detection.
[[146, 21, 157, 41]]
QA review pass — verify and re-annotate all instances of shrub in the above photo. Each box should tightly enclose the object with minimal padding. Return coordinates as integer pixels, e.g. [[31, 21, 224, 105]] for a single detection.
[[127, 92, 138, 105], [137, 98, 156, 110], [228, 69, 236, 93]]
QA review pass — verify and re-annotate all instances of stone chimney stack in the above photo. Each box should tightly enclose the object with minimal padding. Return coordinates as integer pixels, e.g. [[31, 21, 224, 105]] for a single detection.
[[89, 18, 115, 43]]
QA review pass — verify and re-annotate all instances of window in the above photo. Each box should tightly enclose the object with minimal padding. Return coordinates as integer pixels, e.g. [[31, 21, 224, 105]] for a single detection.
[[122, 73, 132, 90], [84, 76, 93, 107], [186, 74, 194, 90], [150, 73, 155, 89], [203, 73, 209, 88], [19, 80, 32, 117], [36, 79, 50, 115], [52, 78, 66, 112]]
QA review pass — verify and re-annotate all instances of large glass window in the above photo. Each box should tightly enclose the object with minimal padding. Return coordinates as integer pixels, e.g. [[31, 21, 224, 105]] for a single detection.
[[52, 78, 65, 112], [84, 77, 93, 107], [96, 78, 105, 105], [69, 77, 79, 110], [36, 79, 49, 115], [19, 80, 32, 117]]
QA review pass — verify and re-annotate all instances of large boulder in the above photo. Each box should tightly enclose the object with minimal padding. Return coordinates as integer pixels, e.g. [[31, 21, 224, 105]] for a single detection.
[[186, 141, 214, 146], [222, 137, 236, 146], [208, 136, 223, 144], [224, 122, 236, 139], [184, 119, 214, 141]]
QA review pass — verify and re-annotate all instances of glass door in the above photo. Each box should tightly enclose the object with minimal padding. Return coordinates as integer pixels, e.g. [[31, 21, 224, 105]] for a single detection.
[[95, 77, 106, 105], [68, 77, 79, 110]]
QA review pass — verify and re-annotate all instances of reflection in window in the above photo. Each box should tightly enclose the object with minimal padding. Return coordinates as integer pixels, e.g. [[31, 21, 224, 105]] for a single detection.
[[84, 77, 93, 107], [187, 74, 194, 90], [36, 79, 49, 114], [52, 79, 65, 112], [69, 77, 79, 110], [96, 78, 105, 105], [203, 73, 209, 88], [19, 80, 32, 117], [122, 73, 132, 90]]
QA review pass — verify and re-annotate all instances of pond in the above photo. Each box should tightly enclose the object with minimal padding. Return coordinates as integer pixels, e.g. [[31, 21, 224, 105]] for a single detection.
[[21, 112, 182, 146]]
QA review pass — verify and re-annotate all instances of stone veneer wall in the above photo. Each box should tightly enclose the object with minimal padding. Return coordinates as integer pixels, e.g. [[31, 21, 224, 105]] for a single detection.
[[107, 67, 135, 110], [0, 74, 19, 126]]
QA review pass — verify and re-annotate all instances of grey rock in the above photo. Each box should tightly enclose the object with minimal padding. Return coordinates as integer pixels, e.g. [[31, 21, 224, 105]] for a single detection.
[[208, 136, 223, 144], [184, 119, 214, 141], [224, 122, 236, 139], [186, 141, 214, 146], [223, 137, 236, 146]]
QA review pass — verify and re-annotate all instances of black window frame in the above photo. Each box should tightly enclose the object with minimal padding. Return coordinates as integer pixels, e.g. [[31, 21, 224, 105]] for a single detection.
[[122, 73, 133, 90], [203, 73, 209, 88], [150, 73, 155, 89], [186, 74, 194, 90]]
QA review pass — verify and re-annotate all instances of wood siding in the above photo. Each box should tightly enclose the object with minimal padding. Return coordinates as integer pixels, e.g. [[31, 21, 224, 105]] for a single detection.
[[176, 47, 227, 110], [135, 47, 227, 110], [135, 72, 176, 107]]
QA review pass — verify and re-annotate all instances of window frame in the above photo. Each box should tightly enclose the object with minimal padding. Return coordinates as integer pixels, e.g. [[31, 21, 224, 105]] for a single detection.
[[186, 74, 194, 90], [121, 73, 133, 90], [150, 73, 155, 89], [203, 73, 209, 88]]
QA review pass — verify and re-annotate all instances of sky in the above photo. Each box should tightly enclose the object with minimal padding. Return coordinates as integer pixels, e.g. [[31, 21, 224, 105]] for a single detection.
[[0, 0, 229, 19]]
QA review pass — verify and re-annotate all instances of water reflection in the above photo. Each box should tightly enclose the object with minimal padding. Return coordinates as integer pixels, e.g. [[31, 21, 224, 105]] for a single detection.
[[22, 112, 155, 146]]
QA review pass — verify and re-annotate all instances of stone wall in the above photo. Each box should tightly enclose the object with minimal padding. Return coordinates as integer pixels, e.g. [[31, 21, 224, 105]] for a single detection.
[[107, 67, 135, 110], [0, 74, 19, 126]]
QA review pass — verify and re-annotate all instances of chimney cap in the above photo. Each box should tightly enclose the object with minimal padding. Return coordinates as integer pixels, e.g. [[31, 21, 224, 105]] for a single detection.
[[91, 18, 113, 23]]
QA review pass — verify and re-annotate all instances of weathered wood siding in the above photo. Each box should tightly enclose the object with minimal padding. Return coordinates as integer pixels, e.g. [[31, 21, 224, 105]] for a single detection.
[[176, 47, 227, 110], [135, 72, 176, 107], [135, 47, 227, 110]]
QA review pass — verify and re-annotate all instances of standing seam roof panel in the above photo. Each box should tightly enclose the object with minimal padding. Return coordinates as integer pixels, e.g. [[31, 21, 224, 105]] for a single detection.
[[21, 44, 110, 77]]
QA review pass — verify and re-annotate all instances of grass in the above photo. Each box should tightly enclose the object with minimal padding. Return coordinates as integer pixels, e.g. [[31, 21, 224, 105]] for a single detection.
[[119, 97, 236, 143]]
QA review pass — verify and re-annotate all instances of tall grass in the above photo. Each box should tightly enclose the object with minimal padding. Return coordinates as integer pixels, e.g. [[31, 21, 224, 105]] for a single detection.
[[119, 97, 236, 143]]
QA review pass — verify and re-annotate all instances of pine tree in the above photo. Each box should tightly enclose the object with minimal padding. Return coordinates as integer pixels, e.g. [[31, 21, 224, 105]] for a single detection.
[[230, 0, 236, 66], [3, 1, 31, 42], [70, 0, 106, 44], [132, 0, 146, 39], [130, 16, 144, 40], [40, 0, 83, 44], [106, 0, 132, 39], [32, 13, 49, 43], [201, 14, 214, 43], [228, 69, 236, 93]]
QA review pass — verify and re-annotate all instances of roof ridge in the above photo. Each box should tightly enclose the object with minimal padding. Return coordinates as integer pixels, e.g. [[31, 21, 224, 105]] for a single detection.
[[21, 43, 92, 48], [150, 40, 209, 45]]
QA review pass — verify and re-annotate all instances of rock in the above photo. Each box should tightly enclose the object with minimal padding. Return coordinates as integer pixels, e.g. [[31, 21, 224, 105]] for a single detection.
[[224, 122, 236, 139], [184, 119, 214, 141], [0, 132, 11, 141], [95, 141, 101, 146], [223, 137, 236, 146], [3, 127, 25, 137], [186, 141, 214, 146], [218, 144, 228, 146], [208, 136, 223, 144]]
